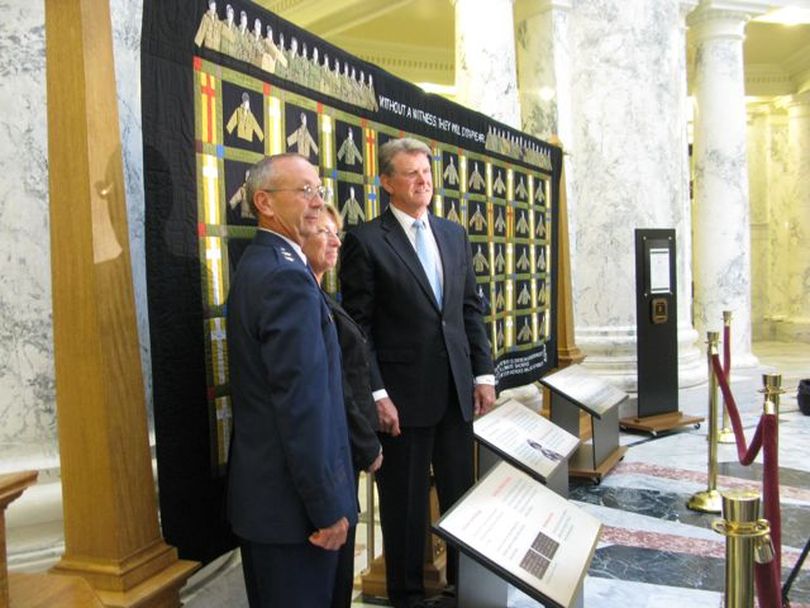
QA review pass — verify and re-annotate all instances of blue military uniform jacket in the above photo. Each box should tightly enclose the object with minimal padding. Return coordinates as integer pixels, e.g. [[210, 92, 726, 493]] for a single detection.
[[226, 230, 356, 543]]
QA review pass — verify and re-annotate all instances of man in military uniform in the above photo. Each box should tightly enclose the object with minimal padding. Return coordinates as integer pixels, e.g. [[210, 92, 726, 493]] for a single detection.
[[227, 154, 356, 607]]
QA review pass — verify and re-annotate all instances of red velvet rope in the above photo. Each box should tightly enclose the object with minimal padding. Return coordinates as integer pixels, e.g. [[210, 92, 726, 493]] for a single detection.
[[710, 355, 761, 464], [710, 354, 782, 607], [759, 413, 782, 599]]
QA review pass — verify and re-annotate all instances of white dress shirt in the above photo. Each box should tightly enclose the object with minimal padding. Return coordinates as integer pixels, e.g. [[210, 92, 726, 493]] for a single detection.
[[372, 206, 494, 403]]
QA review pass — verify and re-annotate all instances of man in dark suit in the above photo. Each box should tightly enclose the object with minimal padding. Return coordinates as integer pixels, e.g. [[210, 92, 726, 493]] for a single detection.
[[227, 153, 356, 607], [339, 138, 496, 608]]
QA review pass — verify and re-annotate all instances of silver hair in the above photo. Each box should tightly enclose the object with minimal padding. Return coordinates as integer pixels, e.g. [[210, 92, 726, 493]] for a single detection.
[[245, 153, 308, 217], [378, 137, 431, 176]]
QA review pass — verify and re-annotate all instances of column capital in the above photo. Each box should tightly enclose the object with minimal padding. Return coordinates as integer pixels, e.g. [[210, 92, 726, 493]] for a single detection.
[[786, 90, 810, 115], [686, 1, 769, 42], [745, 101, 772, 120]]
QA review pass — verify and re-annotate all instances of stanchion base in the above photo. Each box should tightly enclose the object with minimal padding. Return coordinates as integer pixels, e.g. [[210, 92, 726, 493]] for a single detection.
[[620, 412, 704, 437], [687, 489, 722, 513], [717, 427, 735, 444]]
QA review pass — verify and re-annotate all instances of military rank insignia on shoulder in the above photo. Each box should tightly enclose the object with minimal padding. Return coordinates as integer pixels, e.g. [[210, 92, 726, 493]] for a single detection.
[[279, 247, 297, 263]]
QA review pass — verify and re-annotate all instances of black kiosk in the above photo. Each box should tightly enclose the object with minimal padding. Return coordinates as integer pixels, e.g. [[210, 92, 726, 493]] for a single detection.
[[620, 229, 703, 435]]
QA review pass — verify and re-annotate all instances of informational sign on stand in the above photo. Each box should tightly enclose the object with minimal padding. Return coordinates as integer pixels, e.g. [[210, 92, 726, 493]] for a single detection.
[[540, 365, 627, 419], [540, 364, 628, 481], [474, 399, 578, 483], [434, 462, 602, 608]]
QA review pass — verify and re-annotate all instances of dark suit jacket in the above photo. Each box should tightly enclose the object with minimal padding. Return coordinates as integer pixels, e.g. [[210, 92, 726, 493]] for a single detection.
[[326, 294, 381, 471], [339, 207, 493, 427], [226, 230, 356, 544]]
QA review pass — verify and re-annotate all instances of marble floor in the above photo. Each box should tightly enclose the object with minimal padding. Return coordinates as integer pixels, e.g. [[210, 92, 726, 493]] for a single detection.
[[183, 341, 810, 608]]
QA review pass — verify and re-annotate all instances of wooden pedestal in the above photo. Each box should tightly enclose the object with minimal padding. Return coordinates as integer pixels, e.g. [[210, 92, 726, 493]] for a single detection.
[[620, 411, 704, 437], [43, 2, 198, 604], [9, 572, 104, 608]]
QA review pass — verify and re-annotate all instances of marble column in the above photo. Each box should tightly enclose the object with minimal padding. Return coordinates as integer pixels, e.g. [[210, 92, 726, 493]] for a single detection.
[[453, 0, 521, 128], [0, 0, 147, 572], [781, 92, 810, 342], [764, 109, 791, 338], [515, 0, 572, 143], [568, 0, 703, 390], [688, 1, 767, 368], [746, 107, 770, 341], [515, 0, 579, 277]]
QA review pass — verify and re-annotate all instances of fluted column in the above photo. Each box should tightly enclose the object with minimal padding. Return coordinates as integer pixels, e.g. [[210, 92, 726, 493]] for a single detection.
[[688, 1, 767, 367], [453, 0, 521, 127], [569, 0, 702, 390], [781, 91, 810, 341]]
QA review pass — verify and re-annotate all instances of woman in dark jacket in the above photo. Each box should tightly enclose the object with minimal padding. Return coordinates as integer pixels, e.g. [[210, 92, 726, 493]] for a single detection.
[[303, 203, 382, 608]]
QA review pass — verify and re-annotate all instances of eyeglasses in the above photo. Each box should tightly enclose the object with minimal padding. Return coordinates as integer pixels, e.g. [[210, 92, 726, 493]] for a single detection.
[[316, 227, 341, 241], [261, 184, 333, 201]]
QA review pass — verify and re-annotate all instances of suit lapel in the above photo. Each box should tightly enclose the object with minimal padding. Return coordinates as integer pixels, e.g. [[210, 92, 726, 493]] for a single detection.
[[381, 208, 441, 312]]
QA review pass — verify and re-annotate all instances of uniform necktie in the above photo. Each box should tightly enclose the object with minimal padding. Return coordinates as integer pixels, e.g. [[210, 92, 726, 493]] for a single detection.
[[413, 218, 442, 306]]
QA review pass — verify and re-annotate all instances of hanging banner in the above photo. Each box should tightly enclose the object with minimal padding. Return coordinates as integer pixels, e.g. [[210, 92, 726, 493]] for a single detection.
[[142, 0, 561, 562]]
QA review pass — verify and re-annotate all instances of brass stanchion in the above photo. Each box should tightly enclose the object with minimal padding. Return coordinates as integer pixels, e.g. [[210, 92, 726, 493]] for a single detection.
[[688, 331, 723, 513], [760, 373, 784, 419], [712, 489, 773, 608], [718, 311, 735, 444]]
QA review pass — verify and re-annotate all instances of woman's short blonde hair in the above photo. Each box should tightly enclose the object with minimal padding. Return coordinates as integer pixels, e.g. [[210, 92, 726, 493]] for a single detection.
[[321, 203, 343, 232]]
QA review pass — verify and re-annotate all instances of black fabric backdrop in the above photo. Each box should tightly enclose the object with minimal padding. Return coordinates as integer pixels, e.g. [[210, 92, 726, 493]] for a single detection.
[[142, 0, 561, 563]]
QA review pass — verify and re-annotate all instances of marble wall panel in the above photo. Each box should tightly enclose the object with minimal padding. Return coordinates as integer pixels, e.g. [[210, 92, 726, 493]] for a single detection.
[[0, 0, 148, 470]]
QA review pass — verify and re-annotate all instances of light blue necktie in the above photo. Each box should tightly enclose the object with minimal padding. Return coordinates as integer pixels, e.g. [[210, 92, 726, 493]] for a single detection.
[[413, 218, 442, 306]]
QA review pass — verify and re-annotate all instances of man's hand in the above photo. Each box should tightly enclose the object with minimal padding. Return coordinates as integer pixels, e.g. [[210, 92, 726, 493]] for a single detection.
[[473, 384, 496, 416], [367, 451, 383, 473], [308, 516, 349, 551], [376, 397, 401, 436]]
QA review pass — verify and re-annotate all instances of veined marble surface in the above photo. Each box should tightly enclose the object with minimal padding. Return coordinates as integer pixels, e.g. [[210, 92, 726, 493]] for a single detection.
[[0, 1, 55, 465], [454, 0, 521, 128], [784, 97, 810, 341], [767, 112, 792, 331], [748, 110, 770, 340], [568, 0, 699, 387], [0, 0, 149, 469], [689, 6, 759, 367]]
